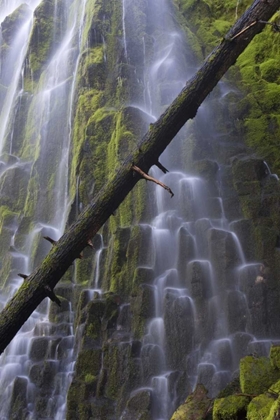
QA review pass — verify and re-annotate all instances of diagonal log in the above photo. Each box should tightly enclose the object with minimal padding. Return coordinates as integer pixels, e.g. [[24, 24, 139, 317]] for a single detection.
[[0, 0, 279, 354]]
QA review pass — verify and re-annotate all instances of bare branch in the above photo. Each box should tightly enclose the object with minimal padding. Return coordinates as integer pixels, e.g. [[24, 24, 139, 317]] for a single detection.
[[131, 165, 174, 197]]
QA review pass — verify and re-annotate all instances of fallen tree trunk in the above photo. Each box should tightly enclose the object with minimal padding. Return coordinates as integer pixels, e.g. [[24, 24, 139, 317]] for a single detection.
[[0, 0, 279, 354]]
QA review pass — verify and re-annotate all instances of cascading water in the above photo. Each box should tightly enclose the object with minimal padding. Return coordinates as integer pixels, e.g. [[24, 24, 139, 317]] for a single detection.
[[117, 0, 280, 418], [0, 0, 89, 418], [1, 0, 280, 419]]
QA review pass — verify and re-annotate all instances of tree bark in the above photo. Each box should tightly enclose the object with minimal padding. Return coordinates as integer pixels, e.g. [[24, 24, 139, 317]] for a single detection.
[[0, 0, 279, 354]]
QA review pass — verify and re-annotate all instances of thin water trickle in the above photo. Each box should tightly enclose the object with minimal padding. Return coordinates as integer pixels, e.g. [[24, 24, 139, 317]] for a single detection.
[[122, 0, 128, 59], [0, 16, 33, 152]]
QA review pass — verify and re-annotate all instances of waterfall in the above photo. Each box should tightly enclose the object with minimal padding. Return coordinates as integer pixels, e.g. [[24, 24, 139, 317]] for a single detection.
[[0, 0, 280, 419], [0, 0, 88, 418], [117, 0, 280, 418]]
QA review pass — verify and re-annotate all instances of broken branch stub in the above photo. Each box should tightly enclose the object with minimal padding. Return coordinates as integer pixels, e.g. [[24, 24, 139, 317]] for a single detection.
[[131, 165, 174, 197]]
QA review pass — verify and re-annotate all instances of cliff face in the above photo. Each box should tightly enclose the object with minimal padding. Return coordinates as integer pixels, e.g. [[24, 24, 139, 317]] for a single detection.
[[0, 0, 280, 419]]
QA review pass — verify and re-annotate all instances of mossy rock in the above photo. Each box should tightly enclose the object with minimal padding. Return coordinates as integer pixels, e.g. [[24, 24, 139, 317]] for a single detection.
[[270, 345, 280, 370], [81, 299, 106, 344], [240, 356, 280, 395], [213, 395, 250, 420], [122, 389, 152, 420], [28, 0, 56, 78], [66, 379, 96, 419], [247, 393, 275, 420], [1, 4, 32, 45], [75, 349, 102, 380], [170, 384, 211, 420]]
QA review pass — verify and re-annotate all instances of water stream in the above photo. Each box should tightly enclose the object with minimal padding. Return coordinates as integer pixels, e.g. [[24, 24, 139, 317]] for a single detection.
[[0, 0, 88, 418]]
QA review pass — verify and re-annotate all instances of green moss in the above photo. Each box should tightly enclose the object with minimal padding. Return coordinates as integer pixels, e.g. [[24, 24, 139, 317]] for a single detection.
[[266, 379, 280, 420], [260, 59, 280, 83], [66, 379, 95, 420], [177, 0, 280, 174], [28, 0, 56, 78], [0, 253, 12, 288], [247, 394, 275, 420], [24, 171, 39, 217], [237, 25, 280, 173], [212, 19, 231, 36], [213, 395, 250, 420], [270, 345, 280, 370], [0, 206, 18, 230], [240, 356, 280, 395], [75, 349, 102, 380], [85, 373, 96, 383]]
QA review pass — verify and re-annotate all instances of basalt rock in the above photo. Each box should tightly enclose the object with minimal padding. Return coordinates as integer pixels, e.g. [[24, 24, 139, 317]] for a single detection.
[[164, 290, 195, 370], [9, 376, 28, 420], [207, 228, 242, 291]]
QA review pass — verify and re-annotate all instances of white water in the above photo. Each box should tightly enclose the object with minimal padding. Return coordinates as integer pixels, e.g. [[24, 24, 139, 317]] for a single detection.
[[0, 0, 89, 418]]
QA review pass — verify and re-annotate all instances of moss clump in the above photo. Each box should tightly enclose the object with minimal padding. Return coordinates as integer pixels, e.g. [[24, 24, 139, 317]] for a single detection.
[[0, 205, 18, 230], [213, 395, 250, 420], [240, 356, 280, 395], [85, 373, 96, 383]]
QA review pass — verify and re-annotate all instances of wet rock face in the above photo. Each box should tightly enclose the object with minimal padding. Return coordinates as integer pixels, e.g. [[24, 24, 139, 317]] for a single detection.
[[122, 389, 153, 420], [9, 376, 28, 420], [29, 337, 50, 362], [177, 226, 196, 284], [226, 290, 248, 334], [164, 290, 195, 369], [229, 219, 255, 262], [141, 344, 165, 382], [1, 4, 32, 45], [186, 260, 213, 299], [170, 384, 211, 420], [208, 228, 242, 291]]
